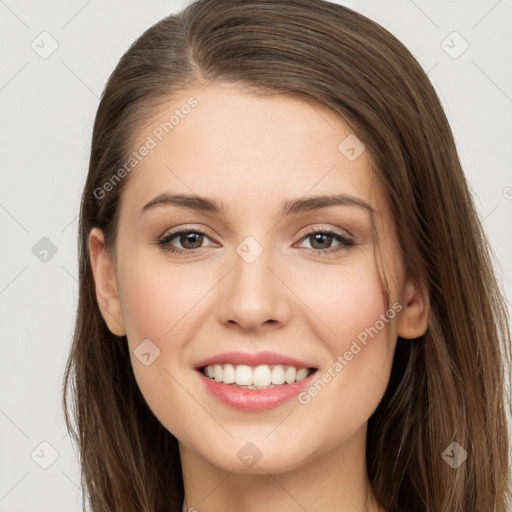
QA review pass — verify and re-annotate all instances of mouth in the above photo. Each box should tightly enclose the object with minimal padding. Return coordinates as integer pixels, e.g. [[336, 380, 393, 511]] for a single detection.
[[193, 351, 319, 411], [199, 363, 317, 390]]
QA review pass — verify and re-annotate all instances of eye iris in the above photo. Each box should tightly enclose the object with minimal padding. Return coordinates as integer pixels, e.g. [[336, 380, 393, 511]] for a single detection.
[[181, 232, 203, 249], [311, 233, 332, 250]]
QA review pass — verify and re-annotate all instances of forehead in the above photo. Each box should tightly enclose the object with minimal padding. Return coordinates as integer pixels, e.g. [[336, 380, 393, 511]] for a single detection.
[[119, 83, 383, 220]]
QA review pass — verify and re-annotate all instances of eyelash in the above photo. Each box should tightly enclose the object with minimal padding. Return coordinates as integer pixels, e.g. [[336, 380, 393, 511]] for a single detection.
[[156, 226, 355, 258]]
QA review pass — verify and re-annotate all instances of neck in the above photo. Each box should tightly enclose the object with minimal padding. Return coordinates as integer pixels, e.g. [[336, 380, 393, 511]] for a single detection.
[[179, 424, 382, 512]]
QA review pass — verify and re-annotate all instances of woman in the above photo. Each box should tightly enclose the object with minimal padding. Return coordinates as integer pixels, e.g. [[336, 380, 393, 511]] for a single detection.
[[62, 0, 512, 510]]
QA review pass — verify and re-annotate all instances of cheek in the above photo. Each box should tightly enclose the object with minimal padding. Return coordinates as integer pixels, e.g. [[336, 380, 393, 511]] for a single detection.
[[303, 261, 387, 342], [298, 263, 396, 424], [117, 253, 212, 346], [115, 253, 211, 432]]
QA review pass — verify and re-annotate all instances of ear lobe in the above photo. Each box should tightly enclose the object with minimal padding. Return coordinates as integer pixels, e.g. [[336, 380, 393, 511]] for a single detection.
[[88, 227, 126, 336], [397, 277, 429, 339]]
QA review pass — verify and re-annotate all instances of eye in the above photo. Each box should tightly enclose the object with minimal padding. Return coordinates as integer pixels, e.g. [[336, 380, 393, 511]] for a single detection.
[[156, 228, 217, 255], [294, 229, 355, 257]]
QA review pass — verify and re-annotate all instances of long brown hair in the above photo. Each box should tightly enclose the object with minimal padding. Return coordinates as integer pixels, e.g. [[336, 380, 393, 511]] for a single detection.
[[62, 0, 512, 510]]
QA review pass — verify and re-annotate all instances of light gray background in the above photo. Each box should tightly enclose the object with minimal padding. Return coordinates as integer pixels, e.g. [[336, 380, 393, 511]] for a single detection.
[[1, 1, 511, 510]]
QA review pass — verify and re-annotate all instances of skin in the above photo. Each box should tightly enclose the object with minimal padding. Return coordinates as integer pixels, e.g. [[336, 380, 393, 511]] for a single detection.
[[89, 83, 429, 512]]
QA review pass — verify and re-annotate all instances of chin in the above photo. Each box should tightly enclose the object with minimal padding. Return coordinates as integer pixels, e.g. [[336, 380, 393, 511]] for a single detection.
[[190, 435, 316, 475]]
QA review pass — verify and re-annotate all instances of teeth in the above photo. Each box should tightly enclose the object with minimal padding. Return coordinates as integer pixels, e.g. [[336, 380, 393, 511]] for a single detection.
[[271, 365, 285, 385], [235, 365, 253, 385], [202, 363, 313, 388], [285, 366, 296, 384], [296, 368, 309, 382], [253, 365, 272, 389], [223, 363, 236, 384], [214, 364, 223, 382]]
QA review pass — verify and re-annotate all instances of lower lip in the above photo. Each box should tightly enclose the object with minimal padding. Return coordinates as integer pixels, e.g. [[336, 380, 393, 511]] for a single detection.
[[197, 370, 317, 411]]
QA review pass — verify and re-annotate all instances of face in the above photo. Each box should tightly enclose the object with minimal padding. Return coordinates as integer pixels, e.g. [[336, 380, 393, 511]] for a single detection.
[[90, 83, 427, 474]]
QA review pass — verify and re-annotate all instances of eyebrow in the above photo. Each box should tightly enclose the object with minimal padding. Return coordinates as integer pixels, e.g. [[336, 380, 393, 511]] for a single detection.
[[140, 192, 375, 218]]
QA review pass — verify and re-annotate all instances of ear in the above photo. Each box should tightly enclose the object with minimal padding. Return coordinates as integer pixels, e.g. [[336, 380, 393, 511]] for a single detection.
[[88, 227, 126, 336], [397, 276, 429, 339]]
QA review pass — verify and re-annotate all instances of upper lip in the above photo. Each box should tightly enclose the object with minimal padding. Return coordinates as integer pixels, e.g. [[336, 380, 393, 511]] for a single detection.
[[194, 351, 317, 370]]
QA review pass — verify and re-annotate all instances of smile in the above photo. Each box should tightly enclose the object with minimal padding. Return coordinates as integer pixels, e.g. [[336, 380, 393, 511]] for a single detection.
[[194, 351, 319, 411], [201, 363, 313, 389]]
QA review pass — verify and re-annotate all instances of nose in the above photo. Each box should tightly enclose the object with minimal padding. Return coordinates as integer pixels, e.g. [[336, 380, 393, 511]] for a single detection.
[[216, 242, 292, 333]]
